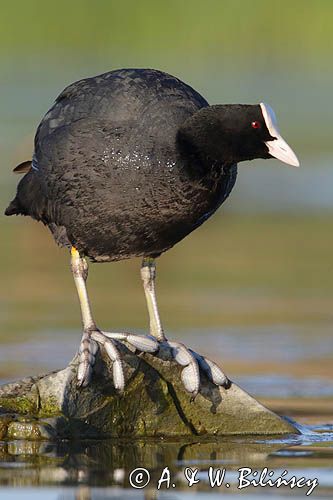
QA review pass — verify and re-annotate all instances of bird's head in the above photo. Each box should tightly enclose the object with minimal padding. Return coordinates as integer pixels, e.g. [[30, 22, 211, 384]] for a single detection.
[[178, 102, 299, 167]]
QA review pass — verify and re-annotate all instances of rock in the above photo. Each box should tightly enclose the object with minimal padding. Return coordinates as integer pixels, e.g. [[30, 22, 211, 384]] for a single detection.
[[0, 343, 298, 439]]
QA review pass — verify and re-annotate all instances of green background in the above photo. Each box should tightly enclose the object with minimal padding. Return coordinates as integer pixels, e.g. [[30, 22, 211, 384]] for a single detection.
[[0, 0, 332, 384]]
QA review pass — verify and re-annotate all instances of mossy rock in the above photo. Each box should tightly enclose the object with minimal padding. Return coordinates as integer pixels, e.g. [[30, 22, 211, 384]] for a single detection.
[[0, 343, 298, 439]]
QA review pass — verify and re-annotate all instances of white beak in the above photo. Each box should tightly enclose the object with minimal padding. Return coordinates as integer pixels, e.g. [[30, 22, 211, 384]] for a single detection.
[[260, 102, 300, 167]]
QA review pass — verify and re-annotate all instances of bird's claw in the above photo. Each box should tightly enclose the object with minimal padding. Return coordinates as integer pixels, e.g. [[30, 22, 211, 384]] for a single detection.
[[77, 330, 159, 390], [164, 340, 229, 396], [77, 331, 99, 388], [189, 348, 230, 387]]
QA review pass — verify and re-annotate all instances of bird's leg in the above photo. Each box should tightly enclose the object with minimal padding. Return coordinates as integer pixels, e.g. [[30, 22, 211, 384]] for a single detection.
[[141, 257, 229, 396], [71, 247, 158, 389], [140, 257, 165, 342], [71, 247, 122, 388]]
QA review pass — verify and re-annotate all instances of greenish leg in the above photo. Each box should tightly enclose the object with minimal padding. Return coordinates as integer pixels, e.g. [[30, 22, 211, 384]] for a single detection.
[[141, 257, 229, 396], [140, 257, 165, 342], [71, 248, 158, 389]]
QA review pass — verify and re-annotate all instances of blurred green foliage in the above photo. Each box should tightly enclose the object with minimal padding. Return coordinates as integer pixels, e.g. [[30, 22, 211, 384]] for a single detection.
[[1, 0, 332, 66]]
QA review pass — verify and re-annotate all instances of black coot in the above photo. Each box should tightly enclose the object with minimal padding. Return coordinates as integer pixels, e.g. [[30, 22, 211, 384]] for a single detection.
[[6, 69, 299, 395]]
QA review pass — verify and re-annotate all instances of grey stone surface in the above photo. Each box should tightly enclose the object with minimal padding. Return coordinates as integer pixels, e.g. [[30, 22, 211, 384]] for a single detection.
[[0, 343, 298, 439]]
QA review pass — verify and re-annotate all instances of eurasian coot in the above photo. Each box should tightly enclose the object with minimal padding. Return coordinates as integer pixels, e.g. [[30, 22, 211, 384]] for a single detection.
[[5, 68, 299, 395]]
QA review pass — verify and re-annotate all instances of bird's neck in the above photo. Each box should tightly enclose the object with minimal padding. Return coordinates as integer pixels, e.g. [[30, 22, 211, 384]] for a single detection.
[[177, 105, 237, 167]]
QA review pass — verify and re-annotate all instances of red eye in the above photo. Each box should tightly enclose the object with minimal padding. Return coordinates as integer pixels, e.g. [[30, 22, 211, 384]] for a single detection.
[[251, 121, 261, 129]]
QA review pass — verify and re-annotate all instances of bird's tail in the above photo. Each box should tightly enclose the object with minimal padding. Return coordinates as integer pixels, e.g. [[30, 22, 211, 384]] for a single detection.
[[4, 197, 23, 216], [5, 160, 33, 216]]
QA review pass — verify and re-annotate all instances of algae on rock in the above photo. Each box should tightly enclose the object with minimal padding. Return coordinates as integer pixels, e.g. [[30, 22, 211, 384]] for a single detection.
[[0, 343, 298, 439]]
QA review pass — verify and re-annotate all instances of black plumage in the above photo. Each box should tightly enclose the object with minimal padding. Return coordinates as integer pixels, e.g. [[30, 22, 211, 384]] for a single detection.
[[6, 69, 247, 261]]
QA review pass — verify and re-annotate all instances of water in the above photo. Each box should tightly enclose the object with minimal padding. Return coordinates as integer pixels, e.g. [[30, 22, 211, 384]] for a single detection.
[[0, 423, 332, 497]]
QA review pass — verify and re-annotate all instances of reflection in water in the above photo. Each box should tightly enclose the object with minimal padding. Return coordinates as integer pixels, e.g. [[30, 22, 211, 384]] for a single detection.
[[0, 425, 332, 496], [0, 438, 283, 486]]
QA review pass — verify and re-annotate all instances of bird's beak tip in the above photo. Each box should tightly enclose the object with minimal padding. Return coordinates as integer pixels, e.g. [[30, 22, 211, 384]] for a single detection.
[[285, 154, 300, 168], [265, 135, 300, 168]]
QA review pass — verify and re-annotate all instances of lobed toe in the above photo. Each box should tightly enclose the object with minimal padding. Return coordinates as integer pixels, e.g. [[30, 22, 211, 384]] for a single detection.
[[126, 334, 159, 353]]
